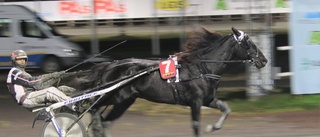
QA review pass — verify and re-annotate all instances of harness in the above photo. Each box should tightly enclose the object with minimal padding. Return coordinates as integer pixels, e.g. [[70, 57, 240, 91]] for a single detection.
[[159, 56, 223, 104], [167, 73, 222, 104], [160, 32, 256, 104]]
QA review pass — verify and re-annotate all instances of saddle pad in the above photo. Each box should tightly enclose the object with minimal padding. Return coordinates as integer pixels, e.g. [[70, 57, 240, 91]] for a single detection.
[[159, 59, 177, 79]]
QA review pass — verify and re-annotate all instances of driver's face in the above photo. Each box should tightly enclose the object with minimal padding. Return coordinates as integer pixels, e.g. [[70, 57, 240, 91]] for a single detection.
[[16, 58, 26, 66]]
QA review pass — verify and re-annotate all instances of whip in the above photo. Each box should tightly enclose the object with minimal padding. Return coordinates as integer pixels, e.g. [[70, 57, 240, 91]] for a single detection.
[[65, 40, 127, 72]]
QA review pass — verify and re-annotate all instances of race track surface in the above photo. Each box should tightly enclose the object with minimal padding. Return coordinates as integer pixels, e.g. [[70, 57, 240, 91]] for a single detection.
[[0, 70, 320, 137], [0, 73, 319, 137]]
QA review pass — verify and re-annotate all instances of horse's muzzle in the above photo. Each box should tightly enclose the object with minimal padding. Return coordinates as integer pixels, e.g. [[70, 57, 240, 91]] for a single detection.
[[255, 58, 267, 69], [250, 57, 267, 69]]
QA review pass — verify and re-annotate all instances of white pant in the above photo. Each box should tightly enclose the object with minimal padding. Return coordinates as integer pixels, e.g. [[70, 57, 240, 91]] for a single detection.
[[22, 87, 71, 108]]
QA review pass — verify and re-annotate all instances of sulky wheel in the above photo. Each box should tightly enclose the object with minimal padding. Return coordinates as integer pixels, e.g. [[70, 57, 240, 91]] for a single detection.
[[40, 113, 87, 137]]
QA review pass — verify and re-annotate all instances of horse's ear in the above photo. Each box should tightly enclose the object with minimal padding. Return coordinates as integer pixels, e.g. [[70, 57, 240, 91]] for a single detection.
[[231, 27, 241, 36]]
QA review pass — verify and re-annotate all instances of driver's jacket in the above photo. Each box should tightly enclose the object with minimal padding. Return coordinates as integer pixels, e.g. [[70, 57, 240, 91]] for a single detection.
[[6, 67, 58, 104]]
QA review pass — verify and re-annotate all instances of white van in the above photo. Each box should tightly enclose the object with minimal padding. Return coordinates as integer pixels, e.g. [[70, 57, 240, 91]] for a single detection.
[[0, 5, 85, 73]]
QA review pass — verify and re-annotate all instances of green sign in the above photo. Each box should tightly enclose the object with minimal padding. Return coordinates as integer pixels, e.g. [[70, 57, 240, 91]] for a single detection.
[[309, 31, 320, 44], [276, 0, 287, 8], [216, 0, 227, 10]]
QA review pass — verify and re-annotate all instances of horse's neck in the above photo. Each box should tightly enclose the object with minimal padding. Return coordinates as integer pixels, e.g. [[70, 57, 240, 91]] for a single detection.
[[202, 40, 235, 75]]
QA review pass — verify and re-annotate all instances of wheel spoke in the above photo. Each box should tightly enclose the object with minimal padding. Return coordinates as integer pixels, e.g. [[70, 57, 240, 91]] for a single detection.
[[41, 113, 87, 137]]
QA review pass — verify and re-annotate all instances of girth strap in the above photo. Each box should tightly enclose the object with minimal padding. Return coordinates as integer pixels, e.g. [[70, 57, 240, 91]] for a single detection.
[[169, 81, 180, 104]]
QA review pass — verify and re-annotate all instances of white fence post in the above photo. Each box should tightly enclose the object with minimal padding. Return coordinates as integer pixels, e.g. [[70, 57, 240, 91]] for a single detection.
[[276, 46, 292, 77]]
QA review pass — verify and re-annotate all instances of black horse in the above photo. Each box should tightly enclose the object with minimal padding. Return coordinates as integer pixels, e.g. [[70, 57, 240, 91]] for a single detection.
[[73, 26, 268, 137]]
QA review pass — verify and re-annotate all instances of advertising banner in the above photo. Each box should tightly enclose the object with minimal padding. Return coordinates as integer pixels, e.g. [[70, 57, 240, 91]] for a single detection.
[[290, 0, 320, 94], [202, 0, 290, 16], [3, 0, 290, 21]]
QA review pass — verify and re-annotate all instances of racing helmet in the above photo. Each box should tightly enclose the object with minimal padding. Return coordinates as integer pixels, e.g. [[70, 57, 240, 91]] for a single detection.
[[11, 50, 28, 68]]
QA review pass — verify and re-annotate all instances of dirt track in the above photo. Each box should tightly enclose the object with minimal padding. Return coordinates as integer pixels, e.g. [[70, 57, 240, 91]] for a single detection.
[[0, 71, 319, 137], [0, 83, 319, 137]]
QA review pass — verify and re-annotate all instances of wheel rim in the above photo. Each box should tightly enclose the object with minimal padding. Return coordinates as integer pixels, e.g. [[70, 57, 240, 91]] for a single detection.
[[43, 114, 86, 137]]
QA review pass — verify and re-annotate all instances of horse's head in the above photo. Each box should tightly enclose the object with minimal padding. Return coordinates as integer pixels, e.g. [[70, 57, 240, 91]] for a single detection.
[[231, 27, 268, 69]]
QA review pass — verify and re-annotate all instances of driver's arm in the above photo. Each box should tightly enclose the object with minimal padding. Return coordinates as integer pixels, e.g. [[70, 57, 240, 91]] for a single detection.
[[10, 69, 64, 89]]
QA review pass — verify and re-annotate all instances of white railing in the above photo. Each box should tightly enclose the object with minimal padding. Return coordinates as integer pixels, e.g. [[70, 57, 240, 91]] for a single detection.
[[276, 46, 292, 77]]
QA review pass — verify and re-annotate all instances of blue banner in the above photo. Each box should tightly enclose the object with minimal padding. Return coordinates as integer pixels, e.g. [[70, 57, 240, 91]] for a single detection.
[[290, 0, 320, 94]]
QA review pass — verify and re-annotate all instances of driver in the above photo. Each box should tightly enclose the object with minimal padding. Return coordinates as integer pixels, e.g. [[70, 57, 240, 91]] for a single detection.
[[6, 50, 75, 109]]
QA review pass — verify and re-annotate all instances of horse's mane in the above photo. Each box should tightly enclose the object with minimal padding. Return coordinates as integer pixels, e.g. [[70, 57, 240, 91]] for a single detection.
[[174, 26, 225, 63]]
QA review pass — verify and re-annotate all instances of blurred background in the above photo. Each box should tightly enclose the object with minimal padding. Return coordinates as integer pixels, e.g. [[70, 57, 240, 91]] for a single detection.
[[0, 0, 293, 97], [0, 1, 319, 137]]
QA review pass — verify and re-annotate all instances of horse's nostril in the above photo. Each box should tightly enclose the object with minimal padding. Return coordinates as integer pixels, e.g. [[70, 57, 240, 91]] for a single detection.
[[262, 60, 267, 66], [262, 59, 268, 65]]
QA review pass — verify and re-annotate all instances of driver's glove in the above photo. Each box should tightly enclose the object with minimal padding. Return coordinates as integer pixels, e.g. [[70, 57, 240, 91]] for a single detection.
[[40, 71, 66, 81]]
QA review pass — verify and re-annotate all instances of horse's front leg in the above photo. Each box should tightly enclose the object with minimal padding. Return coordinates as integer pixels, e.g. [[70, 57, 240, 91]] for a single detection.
[[190, 98, 202, 137], [205, 98, 231, 132]]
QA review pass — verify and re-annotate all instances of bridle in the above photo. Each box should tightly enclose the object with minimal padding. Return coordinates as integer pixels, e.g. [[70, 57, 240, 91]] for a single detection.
[[200, 31, 258, 64], [235, 31, 259, 64]]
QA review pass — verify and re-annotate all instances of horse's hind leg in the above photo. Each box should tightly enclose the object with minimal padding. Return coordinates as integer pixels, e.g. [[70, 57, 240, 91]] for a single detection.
[[205, 98, 231, 132], [101, 98, 136, 137], [91, 109, 105, 137]]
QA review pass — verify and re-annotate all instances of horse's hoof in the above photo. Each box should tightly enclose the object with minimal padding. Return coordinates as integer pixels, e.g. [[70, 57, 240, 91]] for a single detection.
[[213, 124, 222, 131], [205, 124, 222, 132], [213, 126, 221, 131], [206, 125, 221, 132], [205, 125, 213, 132]]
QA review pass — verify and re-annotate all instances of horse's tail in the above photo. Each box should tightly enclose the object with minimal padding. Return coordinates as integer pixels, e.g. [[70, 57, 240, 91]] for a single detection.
[[70, 59, 157, 94], [70, 62, 113, 91]]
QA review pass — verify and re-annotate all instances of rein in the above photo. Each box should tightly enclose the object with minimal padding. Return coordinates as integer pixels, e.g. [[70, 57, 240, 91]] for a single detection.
[[179, 74, 221, 82], [200, 60, 252, 63]]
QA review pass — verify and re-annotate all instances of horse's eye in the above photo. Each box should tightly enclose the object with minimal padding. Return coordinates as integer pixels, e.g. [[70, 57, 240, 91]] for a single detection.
[[242, 41, 251, 49], [244, 44, 250, 49]]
